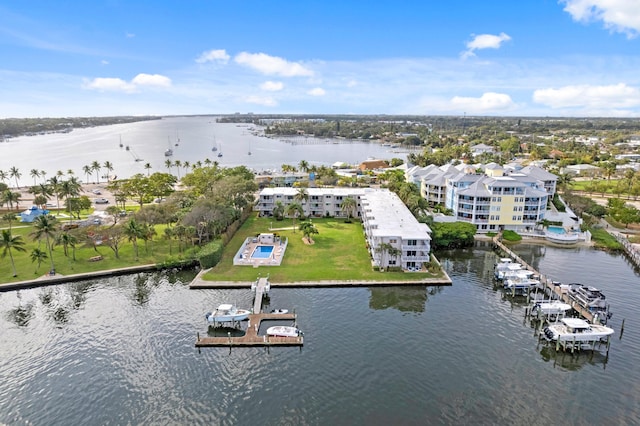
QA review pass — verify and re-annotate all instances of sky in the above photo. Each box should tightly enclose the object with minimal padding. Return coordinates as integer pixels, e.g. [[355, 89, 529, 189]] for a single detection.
[[1, 0, 640, 118]]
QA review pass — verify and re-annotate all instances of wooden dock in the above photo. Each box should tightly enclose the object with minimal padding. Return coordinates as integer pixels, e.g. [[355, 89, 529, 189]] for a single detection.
[[195, 312, 303, 347], [253, 277, 269, 314], [493, 236, 600, 324]]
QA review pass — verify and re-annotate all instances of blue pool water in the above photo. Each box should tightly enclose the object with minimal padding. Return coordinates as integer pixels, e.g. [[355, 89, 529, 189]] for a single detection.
[[251, 245, 274, 259], [546, 226, 566, 234]]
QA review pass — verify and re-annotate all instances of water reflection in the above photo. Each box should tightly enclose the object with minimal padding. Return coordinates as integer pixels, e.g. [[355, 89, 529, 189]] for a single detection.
[[368, 285, 443, 313], [6, 303, 34, 326], [538, 345, 609, 371]]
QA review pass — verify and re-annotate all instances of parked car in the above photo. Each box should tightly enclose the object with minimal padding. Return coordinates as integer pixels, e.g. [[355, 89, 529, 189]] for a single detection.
[[62, 223, 79, 231], [92, 189, 102, 195], [94, 198, 109, 204]]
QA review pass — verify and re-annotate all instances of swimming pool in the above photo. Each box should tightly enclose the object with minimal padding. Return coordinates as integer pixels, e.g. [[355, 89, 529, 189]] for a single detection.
[[547, 226, 566, 235], [251, 245, 274, 259]]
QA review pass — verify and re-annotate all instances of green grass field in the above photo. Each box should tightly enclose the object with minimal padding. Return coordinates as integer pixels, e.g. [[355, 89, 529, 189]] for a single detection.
[[0, 220, 183, 283], [202, 216, 444, 283]]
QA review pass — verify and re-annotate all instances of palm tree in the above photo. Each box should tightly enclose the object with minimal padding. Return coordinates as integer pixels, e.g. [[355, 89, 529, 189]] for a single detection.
[[299, 160, 310, 173], [0, 169, 7, 184], [59, 178, 82, 221], [144, 162, 152, 176], [91, 160, 101, 184], [2, 190, 21, 211], [30, 248, 48, 273], [164, 159, 173, 174], [30, 169, 40, 186], [183, 161, 191, 171], [340, 197, 357, 221], [294, 188, 309, 207], [82, 165, 92, 184], [57, 232, 77, 259], [375, 242, 393, 271], [9, 166, 21, 189], [1, 229, 26, 277], [48, 176, 62, 212], [299, 221, 319, 243], [31, 214, 58, 274], [40, 170, 47, 184], [103, 161, 114, 181], [285, 202, 304, 232], [123, 219, 145, 260], [2, 213, 16, 230], [174, 160, 182, 179], [272, 201, 285, 220]]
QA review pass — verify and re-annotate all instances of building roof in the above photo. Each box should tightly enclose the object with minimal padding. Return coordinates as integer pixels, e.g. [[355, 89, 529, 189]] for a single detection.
[[362, 190, 431, 240]]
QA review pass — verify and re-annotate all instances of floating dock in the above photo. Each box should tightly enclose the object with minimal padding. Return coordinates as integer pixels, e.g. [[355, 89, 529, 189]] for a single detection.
[[195, 312, 303, 347]]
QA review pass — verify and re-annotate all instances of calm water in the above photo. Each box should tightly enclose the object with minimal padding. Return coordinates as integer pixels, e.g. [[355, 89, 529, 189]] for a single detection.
[[1, 243, 639, 425], [0, 116, 411, 184]]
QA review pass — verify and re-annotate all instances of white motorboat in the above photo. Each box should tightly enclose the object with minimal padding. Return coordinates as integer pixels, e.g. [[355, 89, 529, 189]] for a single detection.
[[543, 318, 614, 343], [503, 270, 539, 295], [266, 326, 302, 337], [494, 258, 522, 280], [532, 301, 572, 316], [205, 304, 250, 324]]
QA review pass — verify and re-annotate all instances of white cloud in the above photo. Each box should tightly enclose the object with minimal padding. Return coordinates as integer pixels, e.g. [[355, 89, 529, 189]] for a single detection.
[[84, 73, 171, 93], [260, 81, 284, 91], [245, 95, 278, 107], [196, 49, 230, 64], [533, 83, 640, 109], [462, 32, 511, 58], [84, 77, 136, 93], [131, 73, 172, 87], [308, 87, 326, 96], [450, 92, 515, 113], [561, 0, 640, 37], [125, 32, 135, 38], [101, 60, 109, 65], [234, 52, 314, 77]]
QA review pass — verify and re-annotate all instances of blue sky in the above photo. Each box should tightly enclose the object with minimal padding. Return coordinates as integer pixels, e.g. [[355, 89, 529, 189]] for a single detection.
[[1, 0, 639, 118]]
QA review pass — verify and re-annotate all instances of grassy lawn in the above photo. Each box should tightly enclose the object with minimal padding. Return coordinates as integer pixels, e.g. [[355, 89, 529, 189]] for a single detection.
[[202, 216, 445, 283], [0, 221, 185, 283]]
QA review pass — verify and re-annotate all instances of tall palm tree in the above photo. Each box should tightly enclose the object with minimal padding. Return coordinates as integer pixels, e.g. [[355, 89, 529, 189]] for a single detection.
[[1, 229, 26, 277], [2, 213, 16, 230], [0, 169, 8, 184], [30, 169, 40, 186], [103, 161, 114, 181], [174, 160, 182, 179], [30, 248, 48, 273], [31, 214, 58, 274], [123, 219, 145, 260], [48, 176, 62, 211], [40, 170, 47, 184], [299, 160, 310, 173], [59, 178, 82, 221], [285, 202, 304, 233], [57, 232, 77, 259], [2, 190, 21, 211], [294, 188, 309, 206], [164, 159, 173, 174], [9, 166, 21, 189], [144, 162, 152, 176], [82, 165, 92, 184], [91, 160, 101, 184], [340, 197, 357, 221]]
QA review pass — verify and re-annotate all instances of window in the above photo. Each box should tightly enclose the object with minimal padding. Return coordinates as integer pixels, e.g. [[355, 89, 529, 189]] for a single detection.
[[389, 239, 397, 244]]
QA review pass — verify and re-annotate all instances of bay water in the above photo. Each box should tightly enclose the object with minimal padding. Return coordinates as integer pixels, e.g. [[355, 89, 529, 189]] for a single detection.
[[1, 243, 639, 424]]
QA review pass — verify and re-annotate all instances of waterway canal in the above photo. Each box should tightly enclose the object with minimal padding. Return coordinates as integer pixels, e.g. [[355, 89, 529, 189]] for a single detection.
[[1, 243, 638, 424]]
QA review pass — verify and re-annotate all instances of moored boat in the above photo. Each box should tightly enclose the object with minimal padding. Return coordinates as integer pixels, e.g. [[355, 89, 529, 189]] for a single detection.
[[266, 326, 302, 337], [205, 304, 250, 324], [532, 301, 572, 316], [543, 318, 614, 344]]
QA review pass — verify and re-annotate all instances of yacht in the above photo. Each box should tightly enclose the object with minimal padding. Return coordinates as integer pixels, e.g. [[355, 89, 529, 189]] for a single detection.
[[567, 283, 611, 321], [205, 304, 250, 324]]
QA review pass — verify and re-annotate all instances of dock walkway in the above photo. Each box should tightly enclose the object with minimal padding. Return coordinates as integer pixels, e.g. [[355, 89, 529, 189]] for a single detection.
[[196, 312, 303, 347], [493, 236, 599, 324]]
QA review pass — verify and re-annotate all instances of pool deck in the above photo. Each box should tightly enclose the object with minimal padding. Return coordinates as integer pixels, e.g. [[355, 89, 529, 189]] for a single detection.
[[234, 236, 287, 267]]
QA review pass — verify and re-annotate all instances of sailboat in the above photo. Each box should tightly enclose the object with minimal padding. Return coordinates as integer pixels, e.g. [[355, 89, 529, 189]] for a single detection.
[[164, 136, 173, 157], [175, 130, 180, 147], [130, 147, 143, 162], [211, 136, 218, 152], [119, 135, 123, 148], [217, 142, 223, 157]]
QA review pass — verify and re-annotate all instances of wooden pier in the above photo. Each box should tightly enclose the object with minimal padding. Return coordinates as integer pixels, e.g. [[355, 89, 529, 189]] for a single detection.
[[493, 236, 600, 324], [253, 277, 269, 314], [195, 312, 303, 347]]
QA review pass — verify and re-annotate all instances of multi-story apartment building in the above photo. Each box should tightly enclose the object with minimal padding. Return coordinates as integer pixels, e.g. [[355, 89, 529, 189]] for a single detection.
[[256, 187, 431, 271], [407, 163, 557, 233]]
